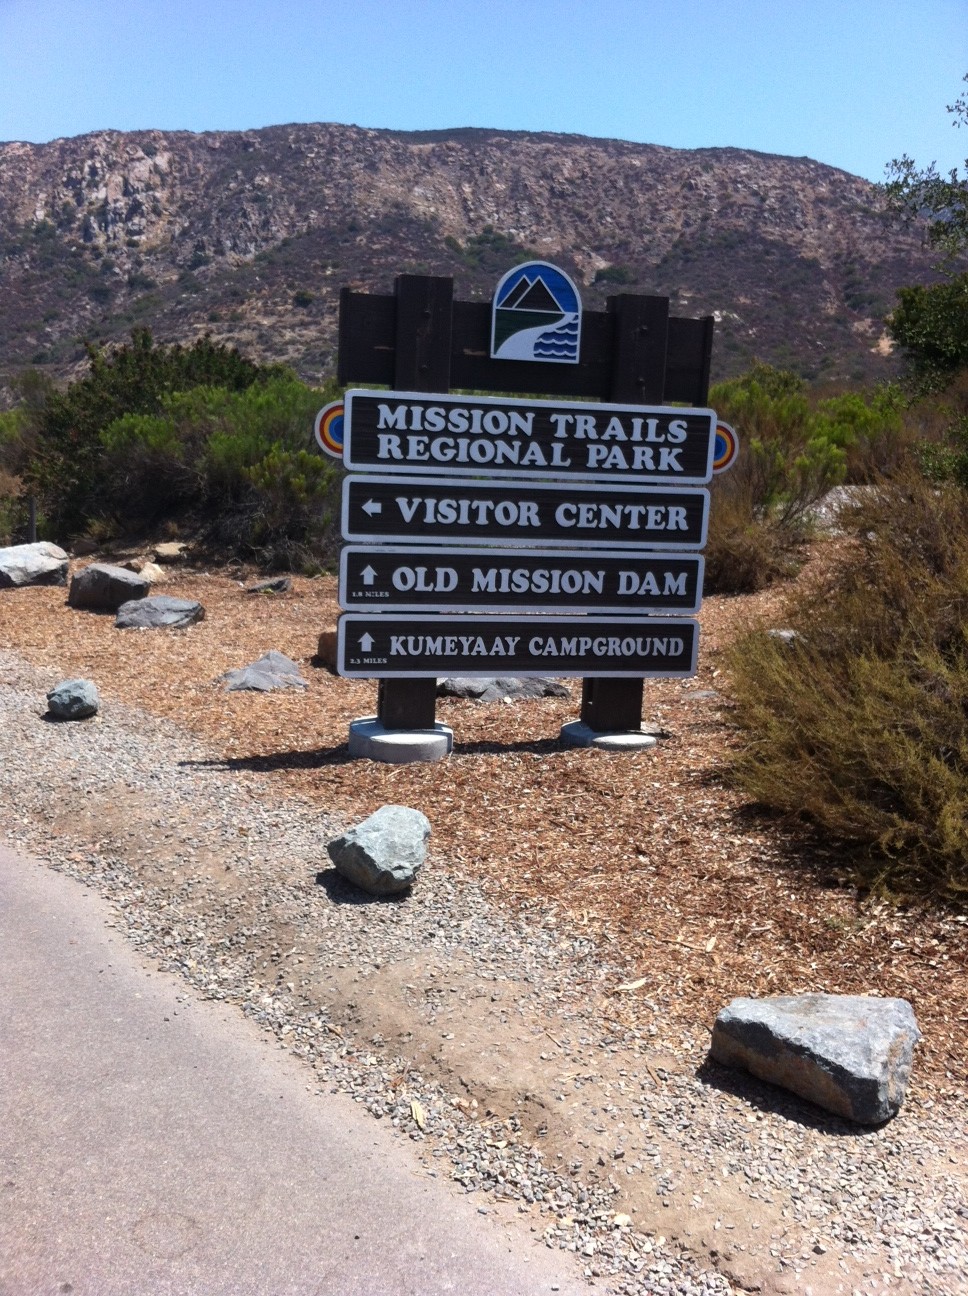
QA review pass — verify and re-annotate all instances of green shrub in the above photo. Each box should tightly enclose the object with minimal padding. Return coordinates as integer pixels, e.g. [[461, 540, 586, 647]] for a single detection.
[[241, 446, 341, 566], [0, 467, 22, 545], [888, 272, 968, 391], [97, 374, 340, 563], [593, 265, 636, 286], [705, 365, 845, 592], [726, 468, 968, 903], [705, 366, 908, 592], [99, 410, 191, 517], [906, 368, 968, 486], [446, 226, 537, 272], [812, 386, 906, 480], [12, 331, 341, 564], [21, 329, 281, 537]]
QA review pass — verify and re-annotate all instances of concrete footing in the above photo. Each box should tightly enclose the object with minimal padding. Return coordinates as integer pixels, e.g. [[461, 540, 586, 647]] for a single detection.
[[348, 716, 454, 764], [559, 721, 659, 751]]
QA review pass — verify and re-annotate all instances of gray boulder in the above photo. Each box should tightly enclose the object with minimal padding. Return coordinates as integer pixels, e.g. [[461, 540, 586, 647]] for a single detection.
[[327, 805, 430, 896], [68, 563, 151, 611], [437, 677, 570, 702], [710, 993, 921, 1124], [0, 541, 69, 588], [222, 650, 307, 692], [808, 485, 878, 533], [46, 678, 99, 720], [768, 628, 802, 647], [116, 596, 205, 630]]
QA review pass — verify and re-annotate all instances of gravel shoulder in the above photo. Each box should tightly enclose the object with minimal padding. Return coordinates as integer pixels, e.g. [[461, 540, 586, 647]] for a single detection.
[[1, 556, 967, 1296]]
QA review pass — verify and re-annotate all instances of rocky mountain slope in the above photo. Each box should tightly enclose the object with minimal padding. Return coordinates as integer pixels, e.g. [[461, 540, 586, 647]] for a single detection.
[[0, 122, 942, 391]]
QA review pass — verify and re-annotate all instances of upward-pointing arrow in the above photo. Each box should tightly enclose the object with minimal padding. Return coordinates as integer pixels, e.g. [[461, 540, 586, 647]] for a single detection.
[[359, 632, 375, 651], [362, 499, 382, 517], [361, 565, 377, 585]]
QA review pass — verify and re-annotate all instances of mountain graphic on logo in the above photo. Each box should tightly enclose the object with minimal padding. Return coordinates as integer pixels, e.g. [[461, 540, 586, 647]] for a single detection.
[[491, 262, 582, 364], [498, 274, 564, 314]]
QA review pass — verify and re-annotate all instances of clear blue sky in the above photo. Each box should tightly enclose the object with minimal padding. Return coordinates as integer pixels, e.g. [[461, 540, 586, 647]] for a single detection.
[[1, 0, 965, 182]]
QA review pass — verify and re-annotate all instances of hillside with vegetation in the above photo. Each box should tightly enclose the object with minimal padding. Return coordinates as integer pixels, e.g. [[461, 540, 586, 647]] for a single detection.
[[0, 122, 946, 389]]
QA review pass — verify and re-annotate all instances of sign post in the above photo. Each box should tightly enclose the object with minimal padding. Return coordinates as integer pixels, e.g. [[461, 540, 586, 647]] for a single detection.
[[374, 274, 454, 732], [335, 273, 717, 758]]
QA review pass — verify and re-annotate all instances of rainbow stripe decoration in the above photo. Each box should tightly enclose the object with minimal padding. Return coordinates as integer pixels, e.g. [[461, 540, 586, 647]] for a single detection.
[[314, 401, 345, 458], [713, 421, 739, 474]]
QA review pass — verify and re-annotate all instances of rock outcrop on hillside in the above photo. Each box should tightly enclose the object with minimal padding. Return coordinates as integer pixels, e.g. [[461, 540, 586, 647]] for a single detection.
[[0, 123, 940, 388]]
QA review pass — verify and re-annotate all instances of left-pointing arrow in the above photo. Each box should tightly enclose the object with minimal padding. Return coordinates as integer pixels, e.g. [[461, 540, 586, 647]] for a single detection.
[[361, 565, 377, 585], [359, 632, 375, 651], [362, 499, 382, 517]]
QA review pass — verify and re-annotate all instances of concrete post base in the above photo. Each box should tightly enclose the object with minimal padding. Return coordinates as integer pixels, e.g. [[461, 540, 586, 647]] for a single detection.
[[559, 720, 659, 751], [348, 716, 454, 764]]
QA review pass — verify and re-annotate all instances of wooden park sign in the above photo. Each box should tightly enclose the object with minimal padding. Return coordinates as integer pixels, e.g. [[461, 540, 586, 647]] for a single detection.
[[335, 270, 717, 736]]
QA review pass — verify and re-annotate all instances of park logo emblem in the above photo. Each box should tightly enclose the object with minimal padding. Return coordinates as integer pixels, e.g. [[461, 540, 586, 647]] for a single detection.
[[314, 400, 345, 458], [490, 261, 582, 364], [713, 421, 740, 473]]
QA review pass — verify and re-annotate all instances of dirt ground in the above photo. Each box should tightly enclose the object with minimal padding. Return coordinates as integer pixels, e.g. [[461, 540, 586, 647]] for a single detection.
[[3, 545, 967, 1295], [4, 546, 965, 1099]]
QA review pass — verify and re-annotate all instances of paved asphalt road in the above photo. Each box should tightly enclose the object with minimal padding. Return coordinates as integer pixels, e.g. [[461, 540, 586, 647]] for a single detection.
[[0, 845, 591, 1296]]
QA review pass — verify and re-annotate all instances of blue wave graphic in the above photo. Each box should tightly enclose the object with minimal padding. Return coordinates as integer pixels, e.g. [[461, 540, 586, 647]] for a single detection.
[[534, 314, 579, 361]]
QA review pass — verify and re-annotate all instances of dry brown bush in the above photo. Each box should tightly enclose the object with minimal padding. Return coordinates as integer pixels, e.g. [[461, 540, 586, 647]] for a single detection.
[[726, 469, 968, 904]]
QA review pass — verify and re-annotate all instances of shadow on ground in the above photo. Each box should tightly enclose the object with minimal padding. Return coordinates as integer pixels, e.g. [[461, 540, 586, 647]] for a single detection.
[[179, 735, 569, 771], [695, 1055, 883, 1136], [314, 867, 412, 906]]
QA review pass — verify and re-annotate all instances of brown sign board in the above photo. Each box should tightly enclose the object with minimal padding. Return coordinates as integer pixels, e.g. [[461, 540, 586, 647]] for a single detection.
[[339, 545, 704, 614], [341, 475, 709, 549], [338, 614, 699, 679]]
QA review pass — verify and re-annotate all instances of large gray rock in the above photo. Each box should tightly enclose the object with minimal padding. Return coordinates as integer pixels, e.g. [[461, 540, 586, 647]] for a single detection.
[[116, 596, 205, 629], [68, 563, 151, 611], [710, 993, 921, 1124], [46, 678, 99, 720], [222, 650, 306, 692], [807, 485, 879, 533], [437, 677, 570, 702], [0, 541, 69, 588], [326, 805, 430, 896]]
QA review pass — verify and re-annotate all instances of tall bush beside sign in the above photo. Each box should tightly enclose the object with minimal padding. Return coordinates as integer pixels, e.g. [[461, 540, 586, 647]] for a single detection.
[[334, 271, 723, 743]]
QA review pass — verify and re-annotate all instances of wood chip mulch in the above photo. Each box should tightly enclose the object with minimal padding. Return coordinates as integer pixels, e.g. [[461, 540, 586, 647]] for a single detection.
[[3, 548, 966, 1101]]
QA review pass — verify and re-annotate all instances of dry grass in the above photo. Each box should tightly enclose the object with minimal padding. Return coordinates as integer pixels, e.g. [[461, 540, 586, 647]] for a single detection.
[[2, 545, 966, 1100]]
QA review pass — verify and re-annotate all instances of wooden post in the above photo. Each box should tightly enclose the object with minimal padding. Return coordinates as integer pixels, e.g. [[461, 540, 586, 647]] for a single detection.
[[376, 274, 454, 731], [580, 294, 670, 733]]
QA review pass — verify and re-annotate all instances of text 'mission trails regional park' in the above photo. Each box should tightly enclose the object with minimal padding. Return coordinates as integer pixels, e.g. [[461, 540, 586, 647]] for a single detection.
[[342, 390, 717, 483]]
